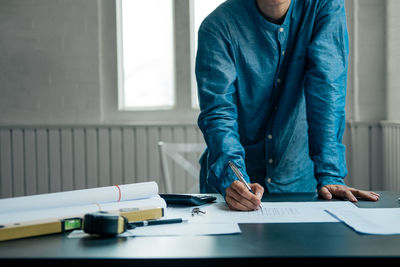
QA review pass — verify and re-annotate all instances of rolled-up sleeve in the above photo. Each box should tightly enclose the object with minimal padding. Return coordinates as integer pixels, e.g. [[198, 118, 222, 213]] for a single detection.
[[196, 25, 248, 196], [304, 0, 349, 189]]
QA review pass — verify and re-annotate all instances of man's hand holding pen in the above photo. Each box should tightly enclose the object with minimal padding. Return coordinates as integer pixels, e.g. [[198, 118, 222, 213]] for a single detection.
[[226, 161, 264, 211], [225, 180, 264, 211]]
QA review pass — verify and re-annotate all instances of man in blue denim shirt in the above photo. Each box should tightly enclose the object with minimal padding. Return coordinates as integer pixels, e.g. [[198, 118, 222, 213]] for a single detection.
[[196, 0, 379, 210]]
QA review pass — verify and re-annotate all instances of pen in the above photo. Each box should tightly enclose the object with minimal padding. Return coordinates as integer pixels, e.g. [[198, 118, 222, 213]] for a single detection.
[[228, 161, 263, 209], [129, 218, 186, 227]]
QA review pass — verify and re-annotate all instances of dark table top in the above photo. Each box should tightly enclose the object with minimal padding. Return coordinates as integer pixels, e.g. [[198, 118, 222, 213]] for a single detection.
[[1, 191, 400, 266]]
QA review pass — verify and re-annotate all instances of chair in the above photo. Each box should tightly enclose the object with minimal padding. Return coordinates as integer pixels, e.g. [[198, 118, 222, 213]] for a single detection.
[[158, 141, 206, 194]]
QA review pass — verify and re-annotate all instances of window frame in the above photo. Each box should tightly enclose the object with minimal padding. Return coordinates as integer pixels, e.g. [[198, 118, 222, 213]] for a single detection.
[[107, 0, 199, 124]]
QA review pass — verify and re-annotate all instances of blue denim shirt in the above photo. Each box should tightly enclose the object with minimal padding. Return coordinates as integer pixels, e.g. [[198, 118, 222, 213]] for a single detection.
[[196, 0, 349, 196]]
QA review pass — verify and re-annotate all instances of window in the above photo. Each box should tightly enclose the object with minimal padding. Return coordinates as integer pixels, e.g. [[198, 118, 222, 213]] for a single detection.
[[118, 0, 174, 110], [116, 0, 224, 120]]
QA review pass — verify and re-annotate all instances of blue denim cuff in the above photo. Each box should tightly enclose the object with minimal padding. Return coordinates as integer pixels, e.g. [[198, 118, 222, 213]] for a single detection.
[[216, 161, 250, 198]]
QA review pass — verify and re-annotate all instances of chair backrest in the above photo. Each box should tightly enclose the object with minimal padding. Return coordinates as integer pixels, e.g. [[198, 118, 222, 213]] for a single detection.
[[158, 141, 206, 194]]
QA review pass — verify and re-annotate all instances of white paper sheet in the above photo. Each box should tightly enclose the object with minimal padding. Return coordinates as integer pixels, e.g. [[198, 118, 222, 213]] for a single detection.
[[165, 201, 358, 223], [0, 182, 159, 213], [0, 196, 166, 225], [325, 208, 400, 235], [68, 222, 241, 238]]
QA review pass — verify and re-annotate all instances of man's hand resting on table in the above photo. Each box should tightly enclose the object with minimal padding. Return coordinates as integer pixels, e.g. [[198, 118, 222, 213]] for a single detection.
[[225, 181, 264, 211], [318, 184, 380, 202]]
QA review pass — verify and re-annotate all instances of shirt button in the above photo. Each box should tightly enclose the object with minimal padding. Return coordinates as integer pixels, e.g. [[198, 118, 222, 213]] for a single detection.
[[268, 158, 274, 164], [279, 27, 284, 33], [277, 78, 281, 83], [266, 178, 272, 183], [267, 134, 273, 140], [282, 50, 285, 55]]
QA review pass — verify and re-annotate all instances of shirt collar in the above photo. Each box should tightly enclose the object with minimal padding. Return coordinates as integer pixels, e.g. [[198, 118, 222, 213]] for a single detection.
[[242, 0, 295, 32]]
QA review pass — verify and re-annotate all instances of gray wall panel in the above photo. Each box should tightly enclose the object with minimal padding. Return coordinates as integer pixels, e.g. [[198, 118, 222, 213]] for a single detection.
[[24, 129, 37, 196], [73, 128, 86, 190], [11, 129, 24, 197], [160, 127, 174, 192], [110, 128, 123, 186], [352, 125, 371, 190], [36, 129, 48, 194], [342, 126, 353, 186], [148, 127, 161, 191], [382, 123, 400, 190], [49, 129, 61, 192], [135, 128, 148, 183], [122, 127, 135, 185], [185, 127, 199, 193], [98, 128, 110, 187], [85, 128, 98, 188], [0, 122, 398, 198], [0, 130, 12, 198], [370, 125, 383, 190], [61, 129, 73, 191], [172, 127, 186, 193]]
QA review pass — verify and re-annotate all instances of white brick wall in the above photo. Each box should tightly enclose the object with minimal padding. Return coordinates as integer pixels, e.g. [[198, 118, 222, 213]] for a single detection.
[[0, 0, 101, 125]]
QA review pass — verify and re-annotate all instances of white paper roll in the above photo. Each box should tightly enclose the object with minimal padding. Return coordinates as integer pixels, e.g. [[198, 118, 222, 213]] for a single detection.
[[0, 196, 167, 225], [0, 182, 159, 213]]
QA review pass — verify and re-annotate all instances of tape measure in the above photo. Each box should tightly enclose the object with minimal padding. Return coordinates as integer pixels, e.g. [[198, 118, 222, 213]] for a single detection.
[[83, 211, 135, 237], [83, 210, 183, 237]]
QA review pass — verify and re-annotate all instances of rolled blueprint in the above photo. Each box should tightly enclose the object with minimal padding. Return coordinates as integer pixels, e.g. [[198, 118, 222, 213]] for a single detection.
[[0, 182, 159, 213], [0, 196, 167, 225]]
